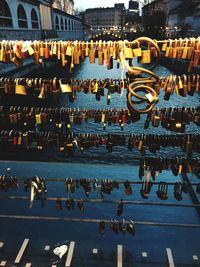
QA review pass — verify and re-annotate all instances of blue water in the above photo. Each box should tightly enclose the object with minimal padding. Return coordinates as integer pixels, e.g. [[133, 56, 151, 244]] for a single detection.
[[0, 161, 200, 266], [0, 60, 200, 266]]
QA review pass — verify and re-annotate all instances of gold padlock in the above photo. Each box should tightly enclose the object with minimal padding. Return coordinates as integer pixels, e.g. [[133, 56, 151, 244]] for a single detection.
[[139, 50, 151, 64], [89, 48, 95, 64], [35, 113, 42, 124], [0, 43, 6, 62], [15, 78, 27, 95], [92, 81, 98, 93], [133, 41, 142, 57], [182, 39, 188, 59], [38, 82, 45, 99], [98, 49, 103, 65], [59, 80, 72, 93], [124, 45, 134, 59], [161, 41, 167, 52]]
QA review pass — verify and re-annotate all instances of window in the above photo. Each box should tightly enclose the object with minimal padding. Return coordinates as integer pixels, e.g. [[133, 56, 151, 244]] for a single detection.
[[40, 4, 52, 30], [60, 17, 64, 30], [17, 4, 27, 28], [0, 0, 12, 27], [65, 18, 68, 30], [31, 8, 39, 29], [69, 20, 71, 31], [55, 15, 59, 30]]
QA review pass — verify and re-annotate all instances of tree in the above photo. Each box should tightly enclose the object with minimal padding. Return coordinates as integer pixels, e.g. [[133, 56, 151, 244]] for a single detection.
[[143, 9, 167, 38], [74, 7, 85, 19]]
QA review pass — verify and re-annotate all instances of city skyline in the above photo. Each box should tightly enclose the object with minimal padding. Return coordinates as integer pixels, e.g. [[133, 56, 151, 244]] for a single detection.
[[75, 0, 142, 11]]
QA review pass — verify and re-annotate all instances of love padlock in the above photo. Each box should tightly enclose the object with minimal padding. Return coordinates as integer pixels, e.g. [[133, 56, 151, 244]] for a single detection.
[[53, 245, 68, 259]]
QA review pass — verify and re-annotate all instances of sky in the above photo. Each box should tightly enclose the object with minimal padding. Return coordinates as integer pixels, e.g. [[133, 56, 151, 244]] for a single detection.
[[75, 0, 132, 11]]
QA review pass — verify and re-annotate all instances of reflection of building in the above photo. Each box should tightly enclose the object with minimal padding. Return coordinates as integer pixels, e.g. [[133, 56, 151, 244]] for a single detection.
[[0, 0, 89, 40], [85, 5, 125, 32]]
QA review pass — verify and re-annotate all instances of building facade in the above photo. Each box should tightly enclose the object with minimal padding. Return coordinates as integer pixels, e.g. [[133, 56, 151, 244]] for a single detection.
[[84, 6, 125, 32], [142, 0, 179, 18], [53, 8, 84, 40], [0, 0, 87, 41], [168, 0, 200, 37], [0, 0, 41, 40], [129, 0, 139, 12], [52, 0, 74, 15], [142, 0, 200, 37], [125, 0, 141, 34]]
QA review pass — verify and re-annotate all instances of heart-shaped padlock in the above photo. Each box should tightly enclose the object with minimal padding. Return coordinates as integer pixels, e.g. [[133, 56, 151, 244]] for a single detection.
[[53, 245, 68, 259]]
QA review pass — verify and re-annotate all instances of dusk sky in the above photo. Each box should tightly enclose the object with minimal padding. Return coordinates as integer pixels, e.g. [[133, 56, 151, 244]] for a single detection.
[[75, 0, 138, 11]]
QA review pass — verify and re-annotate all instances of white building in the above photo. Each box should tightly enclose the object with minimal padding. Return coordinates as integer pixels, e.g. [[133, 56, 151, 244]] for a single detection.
[[52, 0, 75, 15], [85, 6, 125, 32], [0, 0, 88, 40]]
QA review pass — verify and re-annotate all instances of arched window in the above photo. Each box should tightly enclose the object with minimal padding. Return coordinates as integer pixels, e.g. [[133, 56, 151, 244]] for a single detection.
[[0, 0, 12, 28], [65, 18, 68, 30], [17, 5, 27, 28], [55, 15, 59, 30], [60, 17, 64, 30], [31, 9, 38, 29]]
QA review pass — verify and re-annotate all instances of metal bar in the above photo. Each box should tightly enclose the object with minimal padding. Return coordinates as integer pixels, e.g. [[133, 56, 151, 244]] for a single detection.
[[14, 238, 29, 264], [65, 241, 75, 267], [3, 105, 198, 114], [2, 130, 200, 139], [0, 214, 200, 228], [166, 248, 175, 267], [0, 39, 189, 45], [2, 195, 200, 208], [117, 245, 123, 267], [1, 175, 199, 186]]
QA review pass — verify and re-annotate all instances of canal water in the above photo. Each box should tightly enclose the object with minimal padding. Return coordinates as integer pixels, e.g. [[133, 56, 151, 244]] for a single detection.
[[0, 59, 200, 266]]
